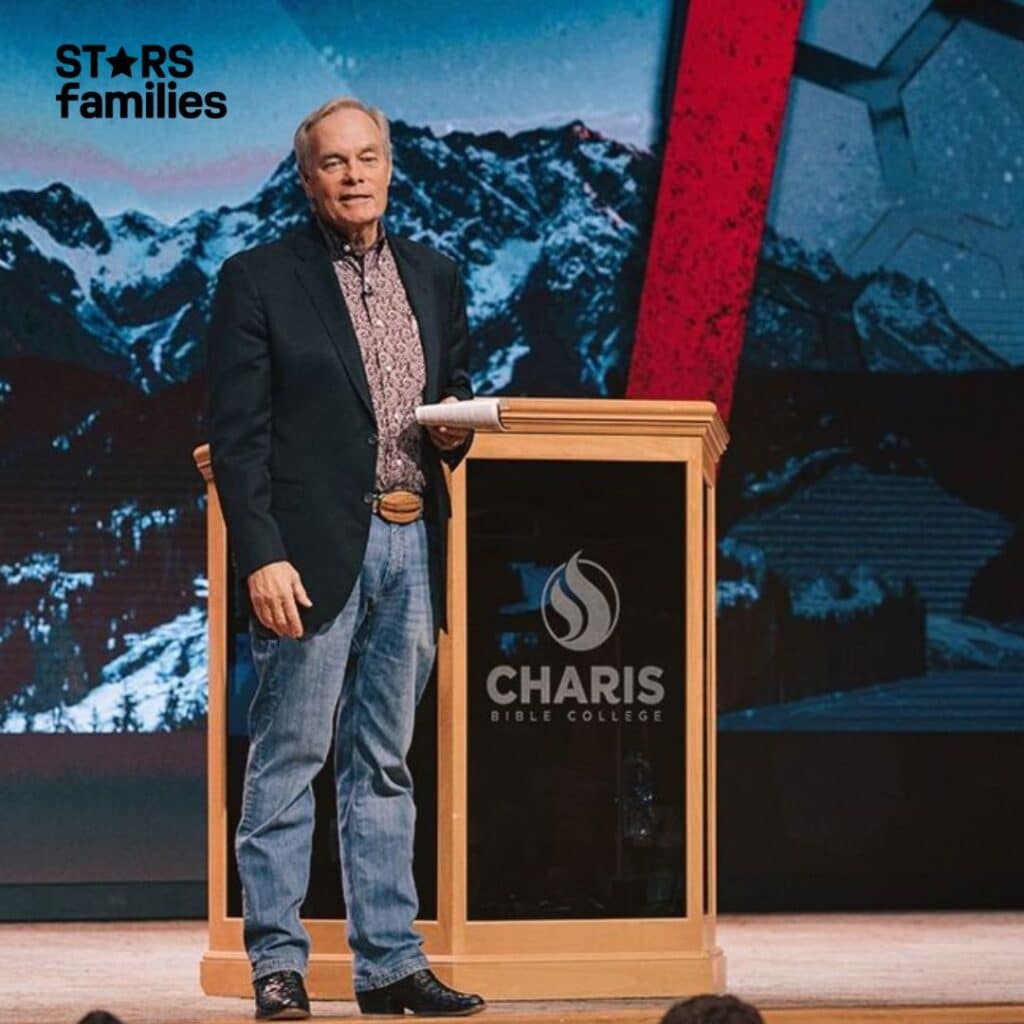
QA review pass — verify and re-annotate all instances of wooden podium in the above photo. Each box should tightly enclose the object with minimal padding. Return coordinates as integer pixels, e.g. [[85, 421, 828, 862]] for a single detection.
[[193, 397, 728, 1000]]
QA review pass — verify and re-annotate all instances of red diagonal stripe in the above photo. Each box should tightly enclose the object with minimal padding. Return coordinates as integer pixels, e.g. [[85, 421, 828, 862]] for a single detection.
[[626, 0, 804, 422]]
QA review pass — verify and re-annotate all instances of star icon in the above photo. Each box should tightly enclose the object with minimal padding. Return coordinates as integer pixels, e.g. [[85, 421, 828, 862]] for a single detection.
[[106, 46, 137, 78]]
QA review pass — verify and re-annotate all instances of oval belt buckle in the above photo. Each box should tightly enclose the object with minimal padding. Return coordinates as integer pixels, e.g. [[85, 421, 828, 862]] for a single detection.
[[377, 489, 423, 524]]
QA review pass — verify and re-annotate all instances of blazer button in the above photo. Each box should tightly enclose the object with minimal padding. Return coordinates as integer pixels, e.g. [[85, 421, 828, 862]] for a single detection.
[[368, 433, 378, 445], [363, 491, 375, 505]]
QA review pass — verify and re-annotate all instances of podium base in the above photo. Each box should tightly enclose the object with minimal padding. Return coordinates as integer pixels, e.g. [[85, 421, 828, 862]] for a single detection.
[[201, 948, 726, 1000]]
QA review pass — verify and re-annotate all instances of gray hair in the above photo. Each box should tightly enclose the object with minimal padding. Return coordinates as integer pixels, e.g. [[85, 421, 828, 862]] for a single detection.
[[293, 95, 392, 176]]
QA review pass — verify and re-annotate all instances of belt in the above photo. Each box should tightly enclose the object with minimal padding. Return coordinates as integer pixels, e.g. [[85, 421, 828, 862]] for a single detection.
[[371, 489, 423, 524]]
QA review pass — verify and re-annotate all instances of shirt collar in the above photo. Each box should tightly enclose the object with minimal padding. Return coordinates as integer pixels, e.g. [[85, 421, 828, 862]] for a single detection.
[[313, 212, 388, 265]]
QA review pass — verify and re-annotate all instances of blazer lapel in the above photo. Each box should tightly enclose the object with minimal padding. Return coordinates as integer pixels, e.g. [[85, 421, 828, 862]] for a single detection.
[[389, 233, 441, 405], [291, 218, 376, 423]]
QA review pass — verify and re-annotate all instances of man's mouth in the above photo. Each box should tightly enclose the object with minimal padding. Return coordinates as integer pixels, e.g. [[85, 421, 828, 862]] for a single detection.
[[340, 195, 370, 202]]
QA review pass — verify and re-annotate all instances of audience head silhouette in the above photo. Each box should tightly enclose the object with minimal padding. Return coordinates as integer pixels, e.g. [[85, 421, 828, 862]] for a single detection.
[[660, 994, 765, 1024]]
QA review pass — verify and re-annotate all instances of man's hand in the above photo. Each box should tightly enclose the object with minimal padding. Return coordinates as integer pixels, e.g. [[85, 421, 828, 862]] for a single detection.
[[248, 560, 313, 638], [426, 395, 471, 450]]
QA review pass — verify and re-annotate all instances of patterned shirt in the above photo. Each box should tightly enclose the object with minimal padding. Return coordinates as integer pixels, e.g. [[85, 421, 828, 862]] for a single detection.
[[314, 214, 427, 495]]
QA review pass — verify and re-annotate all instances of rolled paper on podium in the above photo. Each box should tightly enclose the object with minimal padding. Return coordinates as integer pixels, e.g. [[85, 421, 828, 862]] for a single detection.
[[415, 396, 505, 431]]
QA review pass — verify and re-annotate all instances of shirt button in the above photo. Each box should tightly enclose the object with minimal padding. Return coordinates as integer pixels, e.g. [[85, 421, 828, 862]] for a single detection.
[[374, 318, 384, 327]]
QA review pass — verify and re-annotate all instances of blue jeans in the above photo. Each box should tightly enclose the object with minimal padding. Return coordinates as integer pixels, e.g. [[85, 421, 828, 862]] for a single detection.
[[236, 515, 437, 992]]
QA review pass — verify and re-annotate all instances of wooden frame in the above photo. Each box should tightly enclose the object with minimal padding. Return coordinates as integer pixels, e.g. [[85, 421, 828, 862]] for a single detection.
[[192, 397, 728, 1000]]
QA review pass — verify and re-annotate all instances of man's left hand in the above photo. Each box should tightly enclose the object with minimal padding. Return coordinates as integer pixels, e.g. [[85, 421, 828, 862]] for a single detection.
[[426, 395, 471, 450]]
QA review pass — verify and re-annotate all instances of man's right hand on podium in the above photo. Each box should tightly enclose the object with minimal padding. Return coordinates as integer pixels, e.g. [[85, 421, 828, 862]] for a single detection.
[[248, 560, 313, 639]]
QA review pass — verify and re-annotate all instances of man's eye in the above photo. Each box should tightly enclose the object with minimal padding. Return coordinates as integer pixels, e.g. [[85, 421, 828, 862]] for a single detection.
[[363, 155, 378, 163]]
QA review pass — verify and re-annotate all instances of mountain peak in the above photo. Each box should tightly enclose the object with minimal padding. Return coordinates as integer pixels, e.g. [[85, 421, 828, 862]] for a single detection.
[[566, 118, 601, 141], [106, 209, 165, 240], [0, 181, 110, 253]]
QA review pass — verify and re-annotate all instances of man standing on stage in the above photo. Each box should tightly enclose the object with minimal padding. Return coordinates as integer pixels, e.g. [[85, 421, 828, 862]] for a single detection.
[[206, 96, 486, 1019]]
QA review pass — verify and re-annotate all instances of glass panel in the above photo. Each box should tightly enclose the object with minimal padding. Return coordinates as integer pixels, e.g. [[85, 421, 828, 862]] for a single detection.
[[225, 553, 438, 920], [466, 458, 686, 920]]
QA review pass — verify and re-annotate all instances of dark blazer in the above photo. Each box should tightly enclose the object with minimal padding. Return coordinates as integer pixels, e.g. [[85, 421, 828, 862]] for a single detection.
[[205, 213, 474, 636]]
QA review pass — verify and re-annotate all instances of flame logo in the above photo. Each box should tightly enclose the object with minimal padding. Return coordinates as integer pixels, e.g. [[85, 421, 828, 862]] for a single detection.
[[541, 550, 620, 651]]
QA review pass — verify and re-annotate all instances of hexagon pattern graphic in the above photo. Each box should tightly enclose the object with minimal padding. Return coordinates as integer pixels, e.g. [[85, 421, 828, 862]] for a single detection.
[[776, 0, 1024, 364]]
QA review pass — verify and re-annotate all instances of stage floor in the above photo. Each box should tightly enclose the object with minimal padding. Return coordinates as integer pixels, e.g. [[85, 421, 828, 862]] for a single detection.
[[6, 913, 1024, 1023]]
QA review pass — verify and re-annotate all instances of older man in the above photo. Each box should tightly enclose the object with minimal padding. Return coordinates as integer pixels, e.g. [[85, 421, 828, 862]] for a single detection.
[[206, 96, 485, 1019]]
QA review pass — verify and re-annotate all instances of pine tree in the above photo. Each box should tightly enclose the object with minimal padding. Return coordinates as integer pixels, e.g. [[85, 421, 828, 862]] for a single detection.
[[113, 689, 143, 732], [159, 684, 182, 731]]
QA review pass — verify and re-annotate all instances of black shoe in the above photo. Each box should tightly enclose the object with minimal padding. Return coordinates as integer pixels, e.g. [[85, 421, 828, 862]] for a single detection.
[[254, 969, 311, 1020], [356, 968, 485, 1016]]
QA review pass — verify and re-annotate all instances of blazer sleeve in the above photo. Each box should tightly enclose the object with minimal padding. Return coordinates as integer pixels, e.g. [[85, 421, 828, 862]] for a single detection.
[[205, 255, 289, 580], [438, 260, 475, 471]]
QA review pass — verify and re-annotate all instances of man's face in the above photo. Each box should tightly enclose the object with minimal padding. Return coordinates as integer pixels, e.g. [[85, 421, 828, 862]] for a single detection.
[[299, 107, 392, 234]]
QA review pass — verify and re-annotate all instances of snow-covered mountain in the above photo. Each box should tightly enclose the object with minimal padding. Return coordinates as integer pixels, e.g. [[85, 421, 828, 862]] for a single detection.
[[0, 119, 657, 397], [1, 121, 1007, 401], [0, 602, 207, 733]]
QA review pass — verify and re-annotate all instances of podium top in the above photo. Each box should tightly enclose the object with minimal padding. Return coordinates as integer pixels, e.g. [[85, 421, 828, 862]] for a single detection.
[[494, 398, 728, 461], [192, 398, 729, 481]]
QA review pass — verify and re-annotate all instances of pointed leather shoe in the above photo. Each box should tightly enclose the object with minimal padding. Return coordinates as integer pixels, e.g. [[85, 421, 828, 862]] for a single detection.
[[356, 968, 485, 1016], [254, 969, 311, 1020]]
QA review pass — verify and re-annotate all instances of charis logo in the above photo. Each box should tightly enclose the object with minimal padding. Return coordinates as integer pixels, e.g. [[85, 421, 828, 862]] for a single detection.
[[55, 44, 227, 120], [486, 549, 665, 725], [541, 550, 619, 652]]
